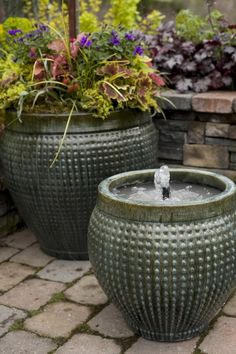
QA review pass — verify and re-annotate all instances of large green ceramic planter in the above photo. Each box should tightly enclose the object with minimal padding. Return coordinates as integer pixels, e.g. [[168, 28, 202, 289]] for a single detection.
[[0, 110, 158, 259], [88, 168, 236, 341]]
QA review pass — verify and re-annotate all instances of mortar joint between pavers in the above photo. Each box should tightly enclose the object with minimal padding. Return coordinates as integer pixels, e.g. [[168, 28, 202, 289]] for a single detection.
[[221, 312, 236, 318], [86, 302, 110, 322], [194, 310, 223, 352], [8, 319, 25, 332], [115, 335, 139, 354]]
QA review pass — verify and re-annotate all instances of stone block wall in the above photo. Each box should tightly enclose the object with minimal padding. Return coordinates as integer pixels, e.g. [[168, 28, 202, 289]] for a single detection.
[[0, 112, 22, 237], [155, 91, 236, 181], [0, 166, 22, 238]]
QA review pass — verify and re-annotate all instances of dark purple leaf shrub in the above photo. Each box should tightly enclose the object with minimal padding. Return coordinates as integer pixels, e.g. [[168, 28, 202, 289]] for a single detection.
[[147, 21, 236, 92]]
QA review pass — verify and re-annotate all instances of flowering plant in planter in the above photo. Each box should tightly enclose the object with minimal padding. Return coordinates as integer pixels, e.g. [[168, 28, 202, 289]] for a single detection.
[[0, 21, 165, 118]]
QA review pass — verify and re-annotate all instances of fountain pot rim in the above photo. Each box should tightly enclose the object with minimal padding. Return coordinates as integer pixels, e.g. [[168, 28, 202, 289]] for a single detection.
[[96, 168, 236, 222]]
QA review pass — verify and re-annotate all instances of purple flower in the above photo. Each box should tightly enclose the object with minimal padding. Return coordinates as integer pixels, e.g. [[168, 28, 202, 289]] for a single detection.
[[25, 29, 42, 40], [80, 35, 92, 47], [133, 45, 143, 56], [25, 32, 34, 39], [110, 36, 121, 46], [85, 40, 92, 47], [8, 29, 22, 36], [111, 30, 117, 36], [39, 24, 48, 32], [125, 33, 135, 41]]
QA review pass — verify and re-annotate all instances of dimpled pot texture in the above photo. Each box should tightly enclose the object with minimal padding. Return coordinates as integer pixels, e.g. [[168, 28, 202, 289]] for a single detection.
[[0, 110, 158, 260], [88, 169, 236, 341]]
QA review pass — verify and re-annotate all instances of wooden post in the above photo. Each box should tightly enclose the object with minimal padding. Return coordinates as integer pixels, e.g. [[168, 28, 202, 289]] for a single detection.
[[0, 0, 5, 22], [68, 0, 79, 39]]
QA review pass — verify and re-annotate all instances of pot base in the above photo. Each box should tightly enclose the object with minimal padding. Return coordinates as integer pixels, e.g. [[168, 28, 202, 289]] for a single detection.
[[127, 320, 208, 342], [40, 245, 88, 260]]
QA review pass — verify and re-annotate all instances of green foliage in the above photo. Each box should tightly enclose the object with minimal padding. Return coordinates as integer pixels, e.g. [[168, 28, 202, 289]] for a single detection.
[[207, 9, 224, 27], [3, 17, 34, 33], [80, 0, 101, 32], [80, 12, 100, 33], [80, 88, 113, 118], [105, 0, 141, 29], [81, 0, 164, 33], [23, 0, 68, 31], [176, 10, 207, 43], [139, 10, 166, 35], [0, 54, 29, 110], [10, 27, 54, 66], [0, 17, 34, 50], [0, 23, 165, 118], [0, 54, 21, 81], [176, 9, 224, 43], [22, 0, 164, 35], [75, 27, 164, 117], [0, 82, 27, 111]]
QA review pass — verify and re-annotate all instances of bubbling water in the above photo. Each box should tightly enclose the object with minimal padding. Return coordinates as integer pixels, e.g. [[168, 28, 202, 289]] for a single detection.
[[154, 165, 170, 199], [113, 166, 220, 203]]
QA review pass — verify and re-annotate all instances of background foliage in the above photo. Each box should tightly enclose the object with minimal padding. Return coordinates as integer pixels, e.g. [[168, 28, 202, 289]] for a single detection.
[[0, 0, 235, 24]]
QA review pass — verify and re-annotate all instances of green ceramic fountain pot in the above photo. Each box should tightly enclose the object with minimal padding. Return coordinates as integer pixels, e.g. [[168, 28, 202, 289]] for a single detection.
[[88, 168, 236, 341], [0, 110, 158, 259]]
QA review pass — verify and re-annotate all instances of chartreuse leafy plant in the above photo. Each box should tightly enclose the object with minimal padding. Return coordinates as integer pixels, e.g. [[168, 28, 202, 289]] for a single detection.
[[23, 0, 68, 31], [0, 17, 34, 50], [79, 0, 103, 33], [22, 0, 164, 34], [0, 24, 165, 119], [104, 0, 141, 29], [140, 10, 165, 35], [0, 55, 28, 110], [81, 0, 164, 33]]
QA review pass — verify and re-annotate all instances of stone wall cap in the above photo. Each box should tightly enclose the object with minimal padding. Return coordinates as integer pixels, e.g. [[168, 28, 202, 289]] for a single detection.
[[161, 90, 195, 111], [192, 91, 236, 114], [161, 90, 236, 114]]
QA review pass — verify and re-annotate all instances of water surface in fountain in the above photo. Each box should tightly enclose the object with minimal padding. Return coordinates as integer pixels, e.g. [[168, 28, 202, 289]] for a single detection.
[[113, 166, 220, 203]]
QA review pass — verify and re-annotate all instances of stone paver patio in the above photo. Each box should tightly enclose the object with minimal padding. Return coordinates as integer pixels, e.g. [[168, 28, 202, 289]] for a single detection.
[[1, 229, 236, 354]]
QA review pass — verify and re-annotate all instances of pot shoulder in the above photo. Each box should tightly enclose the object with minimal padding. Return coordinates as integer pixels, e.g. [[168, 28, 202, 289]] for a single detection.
[[4, 109, 153, 134]]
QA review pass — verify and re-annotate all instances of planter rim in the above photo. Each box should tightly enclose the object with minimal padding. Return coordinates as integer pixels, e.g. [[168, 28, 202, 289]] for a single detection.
[[4, 109, 151, 134], [97, 168, 236, 222]]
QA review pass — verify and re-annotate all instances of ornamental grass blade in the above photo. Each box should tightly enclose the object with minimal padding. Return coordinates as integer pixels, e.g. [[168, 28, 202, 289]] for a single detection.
[[50, 101, 76, 168], [31, 90, 47, 110], [17, 91, 29, 122]]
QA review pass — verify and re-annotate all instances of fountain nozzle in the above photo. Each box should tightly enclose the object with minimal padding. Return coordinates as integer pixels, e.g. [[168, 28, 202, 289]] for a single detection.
[[162, 187, 170, 200]]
